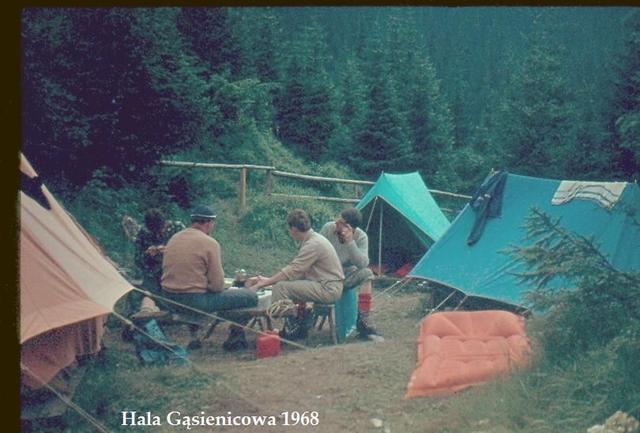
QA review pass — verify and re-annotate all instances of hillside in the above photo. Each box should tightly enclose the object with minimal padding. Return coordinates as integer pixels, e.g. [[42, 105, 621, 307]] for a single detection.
[[19, 7, 640, 433]]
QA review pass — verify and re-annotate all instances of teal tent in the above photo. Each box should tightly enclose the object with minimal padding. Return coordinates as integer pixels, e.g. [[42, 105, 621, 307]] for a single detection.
[[356, 172, 451, 273], [409, 173, 640, 307]]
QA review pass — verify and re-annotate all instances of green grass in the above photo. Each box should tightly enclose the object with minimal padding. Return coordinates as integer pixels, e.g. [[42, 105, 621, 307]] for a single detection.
[[28, 148, 639, 433]]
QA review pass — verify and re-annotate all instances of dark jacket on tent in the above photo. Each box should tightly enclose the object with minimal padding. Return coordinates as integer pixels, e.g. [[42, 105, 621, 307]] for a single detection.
[[467, 171, 508, 246]]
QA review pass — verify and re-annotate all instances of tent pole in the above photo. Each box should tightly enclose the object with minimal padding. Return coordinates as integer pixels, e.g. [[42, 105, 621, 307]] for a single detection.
[[378, 200, 383, 276], [381, 277, 412, 297], [365, 196, 377, 232], [453, 295, 468, 311], [376, 277, 410, 298], [427, 290, 457, 315]]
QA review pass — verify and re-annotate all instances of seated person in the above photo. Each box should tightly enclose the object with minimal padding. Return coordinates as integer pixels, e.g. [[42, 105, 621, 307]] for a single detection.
[[131, 208, 185, 318], [161, 204, 257, 351], [251, 208, 344, 339], [320, 208, 382, 341]]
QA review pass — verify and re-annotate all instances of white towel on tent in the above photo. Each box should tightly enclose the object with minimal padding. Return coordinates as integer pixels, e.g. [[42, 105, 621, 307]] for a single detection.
[[551, 181, 627, 209]]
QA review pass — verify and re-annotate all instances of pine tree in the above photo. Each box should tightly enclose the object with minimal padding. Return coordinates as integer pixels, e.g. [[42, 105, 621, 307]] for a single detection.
[[495, 27, 577, 178], [383, 13, 421, 126], [176, 8, 242, 78], [609, 10, 640, 179], [275, 22, 339, 162], [351, 40, 411, 176], [134, 8, 222, 144], [251, 9, 283, 83], [332, 55, 367, 161], [406, 57, 456, 187]]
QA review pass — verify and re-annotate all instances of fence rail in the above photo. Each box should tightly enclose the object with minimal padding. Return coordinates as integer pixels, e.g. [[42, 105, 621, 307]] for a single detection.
[[160, 160, 276, 171], [160, 159, 470, 213], [270, 170, 374, 186], [268, 192, 360, 204]]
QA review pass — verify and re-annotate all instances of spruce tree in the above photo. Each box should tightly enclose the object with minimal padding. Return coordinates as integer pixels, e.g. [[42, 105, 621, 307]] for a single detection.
[[176, 8, 242, 78], [609, 10, 640, 179], [495, 28, 576, 179], [333, 55, 367, 162], [134, 8, 222, 144], [406, 57, 456, 187], [252, 9, 283, 83], [351, 40, 411, 177], [275, 22, 339, 162]]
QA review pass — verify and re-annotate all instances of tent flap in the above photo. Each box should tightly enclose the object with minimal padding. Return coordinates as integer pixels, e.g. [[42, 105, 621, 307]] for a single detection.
[[20, 153, 133, 388]]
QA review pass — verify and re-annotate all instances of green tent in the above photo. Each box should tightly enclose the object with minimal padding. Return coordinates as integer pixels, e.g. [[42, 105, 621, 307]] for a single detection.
[[409, 172, 640, 307], [356, 172, 451, 273]]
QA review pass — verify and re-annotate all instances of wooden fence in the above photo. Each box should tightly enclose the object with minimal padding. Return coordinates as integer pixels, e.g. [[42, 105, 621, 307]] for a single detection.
[[160, 160, 471, 213]]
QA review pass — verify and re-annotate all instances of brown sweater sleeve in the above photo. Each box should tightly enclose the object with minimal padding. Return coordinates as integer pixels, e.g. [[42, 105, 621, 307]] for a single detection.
[[206, 239, 226, 292]]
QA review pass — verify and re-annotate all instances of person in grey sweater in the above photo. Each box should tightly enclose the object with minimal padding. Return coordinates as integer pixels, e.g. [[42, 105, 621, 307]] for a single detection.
[[320, 208, 383, 342]]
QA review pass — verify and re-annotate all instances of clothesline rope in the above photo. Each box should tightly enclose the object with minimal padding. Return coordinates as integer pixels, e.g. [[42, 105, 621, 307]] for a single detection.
[[20, 363, 113, 433], [132, 286, 308, 350]]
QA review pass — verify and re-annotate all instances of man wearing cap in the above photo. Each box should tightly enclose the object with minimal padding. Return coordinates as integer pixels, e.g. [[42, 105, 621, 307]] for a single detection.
[[320, 208, 383, 342], [251, 208, 344, 340], [161, 204, 257, 351]]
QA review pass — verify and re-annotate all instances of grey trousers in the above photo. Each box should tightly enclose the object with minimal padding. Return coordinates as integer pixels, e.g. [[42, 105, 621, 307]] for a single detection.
[[272, 280, 343, 304], [343, 266, 375, 289]]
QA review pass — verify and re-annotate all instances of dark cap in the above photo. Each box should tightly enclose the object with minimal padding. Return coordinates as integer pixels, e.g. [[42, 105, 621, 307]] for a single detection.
[[190, 204, 216, 220]]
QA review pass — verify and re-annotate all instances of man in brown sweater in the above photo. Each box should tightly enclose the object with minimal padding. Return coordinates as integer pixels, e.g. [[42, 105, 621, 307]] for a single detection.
[[161, 204, 257, 351], [252, 208, 344, 339]]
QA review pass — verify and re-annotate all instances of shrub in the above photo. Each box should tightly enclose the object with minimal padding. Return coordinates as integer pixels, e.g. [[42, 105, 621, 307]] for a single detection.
[[511, 208, 640, 419], [240, 193, 341, 246]]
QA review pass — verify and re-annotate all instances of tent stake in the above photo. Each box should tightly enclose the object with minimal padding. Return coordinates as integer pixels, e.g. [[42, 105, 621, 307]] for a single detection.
[[427, 290, 457, 315]]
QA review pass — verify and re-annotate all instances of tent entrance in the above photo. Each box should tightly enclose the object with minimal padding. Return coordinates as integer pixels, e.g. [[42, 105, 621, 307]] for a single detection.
[[361, 198, 434, 275]]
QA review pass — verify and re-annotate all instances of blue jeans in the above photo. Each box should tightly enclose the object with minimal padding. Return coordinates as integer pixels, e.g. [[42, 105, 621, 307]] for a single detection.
[[163, 288, 258, 314]]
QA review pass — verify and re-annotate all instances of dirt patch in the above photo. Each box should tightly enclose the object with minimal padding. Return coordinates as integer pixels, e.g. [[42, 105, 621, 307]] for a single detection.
[[96, 286, 448, 433]]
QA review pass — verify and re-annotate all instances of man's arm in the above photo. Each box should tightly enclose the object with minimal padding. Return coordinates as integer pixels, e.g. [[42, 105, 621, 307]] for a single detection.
[[252, 271, 288, 290], [252, 237, 317, 290], [205, 240, 226, 292], [337, 223, 370, 268], [346, 230, 369, 268]]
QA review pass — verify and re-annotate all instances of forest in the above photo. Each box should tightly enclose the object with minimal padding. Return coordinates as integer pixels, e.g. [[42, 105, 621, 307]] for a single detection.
[[22, 7, 640, 200], [20, 8, 640, 433]]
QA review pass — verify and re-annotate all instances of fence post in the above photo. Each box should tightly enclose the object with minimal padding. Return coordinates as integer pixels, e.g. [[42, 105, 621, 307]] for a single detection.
[[264, 169, 272, 194], [239, 167, 247, 214]]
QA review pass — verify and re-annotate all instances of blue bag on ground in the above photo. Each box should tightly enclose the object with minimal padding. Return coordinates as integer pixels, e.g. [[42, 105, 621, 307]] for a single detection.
[[335, 287, 358, 343], [132, 319, 187, 365]]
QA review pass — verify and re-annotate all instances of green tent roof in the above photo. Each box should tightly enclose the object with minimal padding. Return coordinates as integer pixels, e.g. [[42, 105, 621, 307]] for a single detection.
[[356, 172, 451, 246]]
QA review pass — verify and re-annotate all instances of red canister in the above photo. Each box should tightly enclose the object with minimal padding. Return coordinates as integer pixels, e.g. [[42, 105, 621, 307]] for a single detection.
[[256, 330, 281, 359]]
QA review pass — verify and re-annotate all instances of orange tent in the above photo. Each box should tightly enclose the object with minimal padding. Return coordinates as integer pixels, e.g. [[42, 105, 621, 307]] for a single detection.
[[20, 153, 133, 389], [405, 310, 531, 399]]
